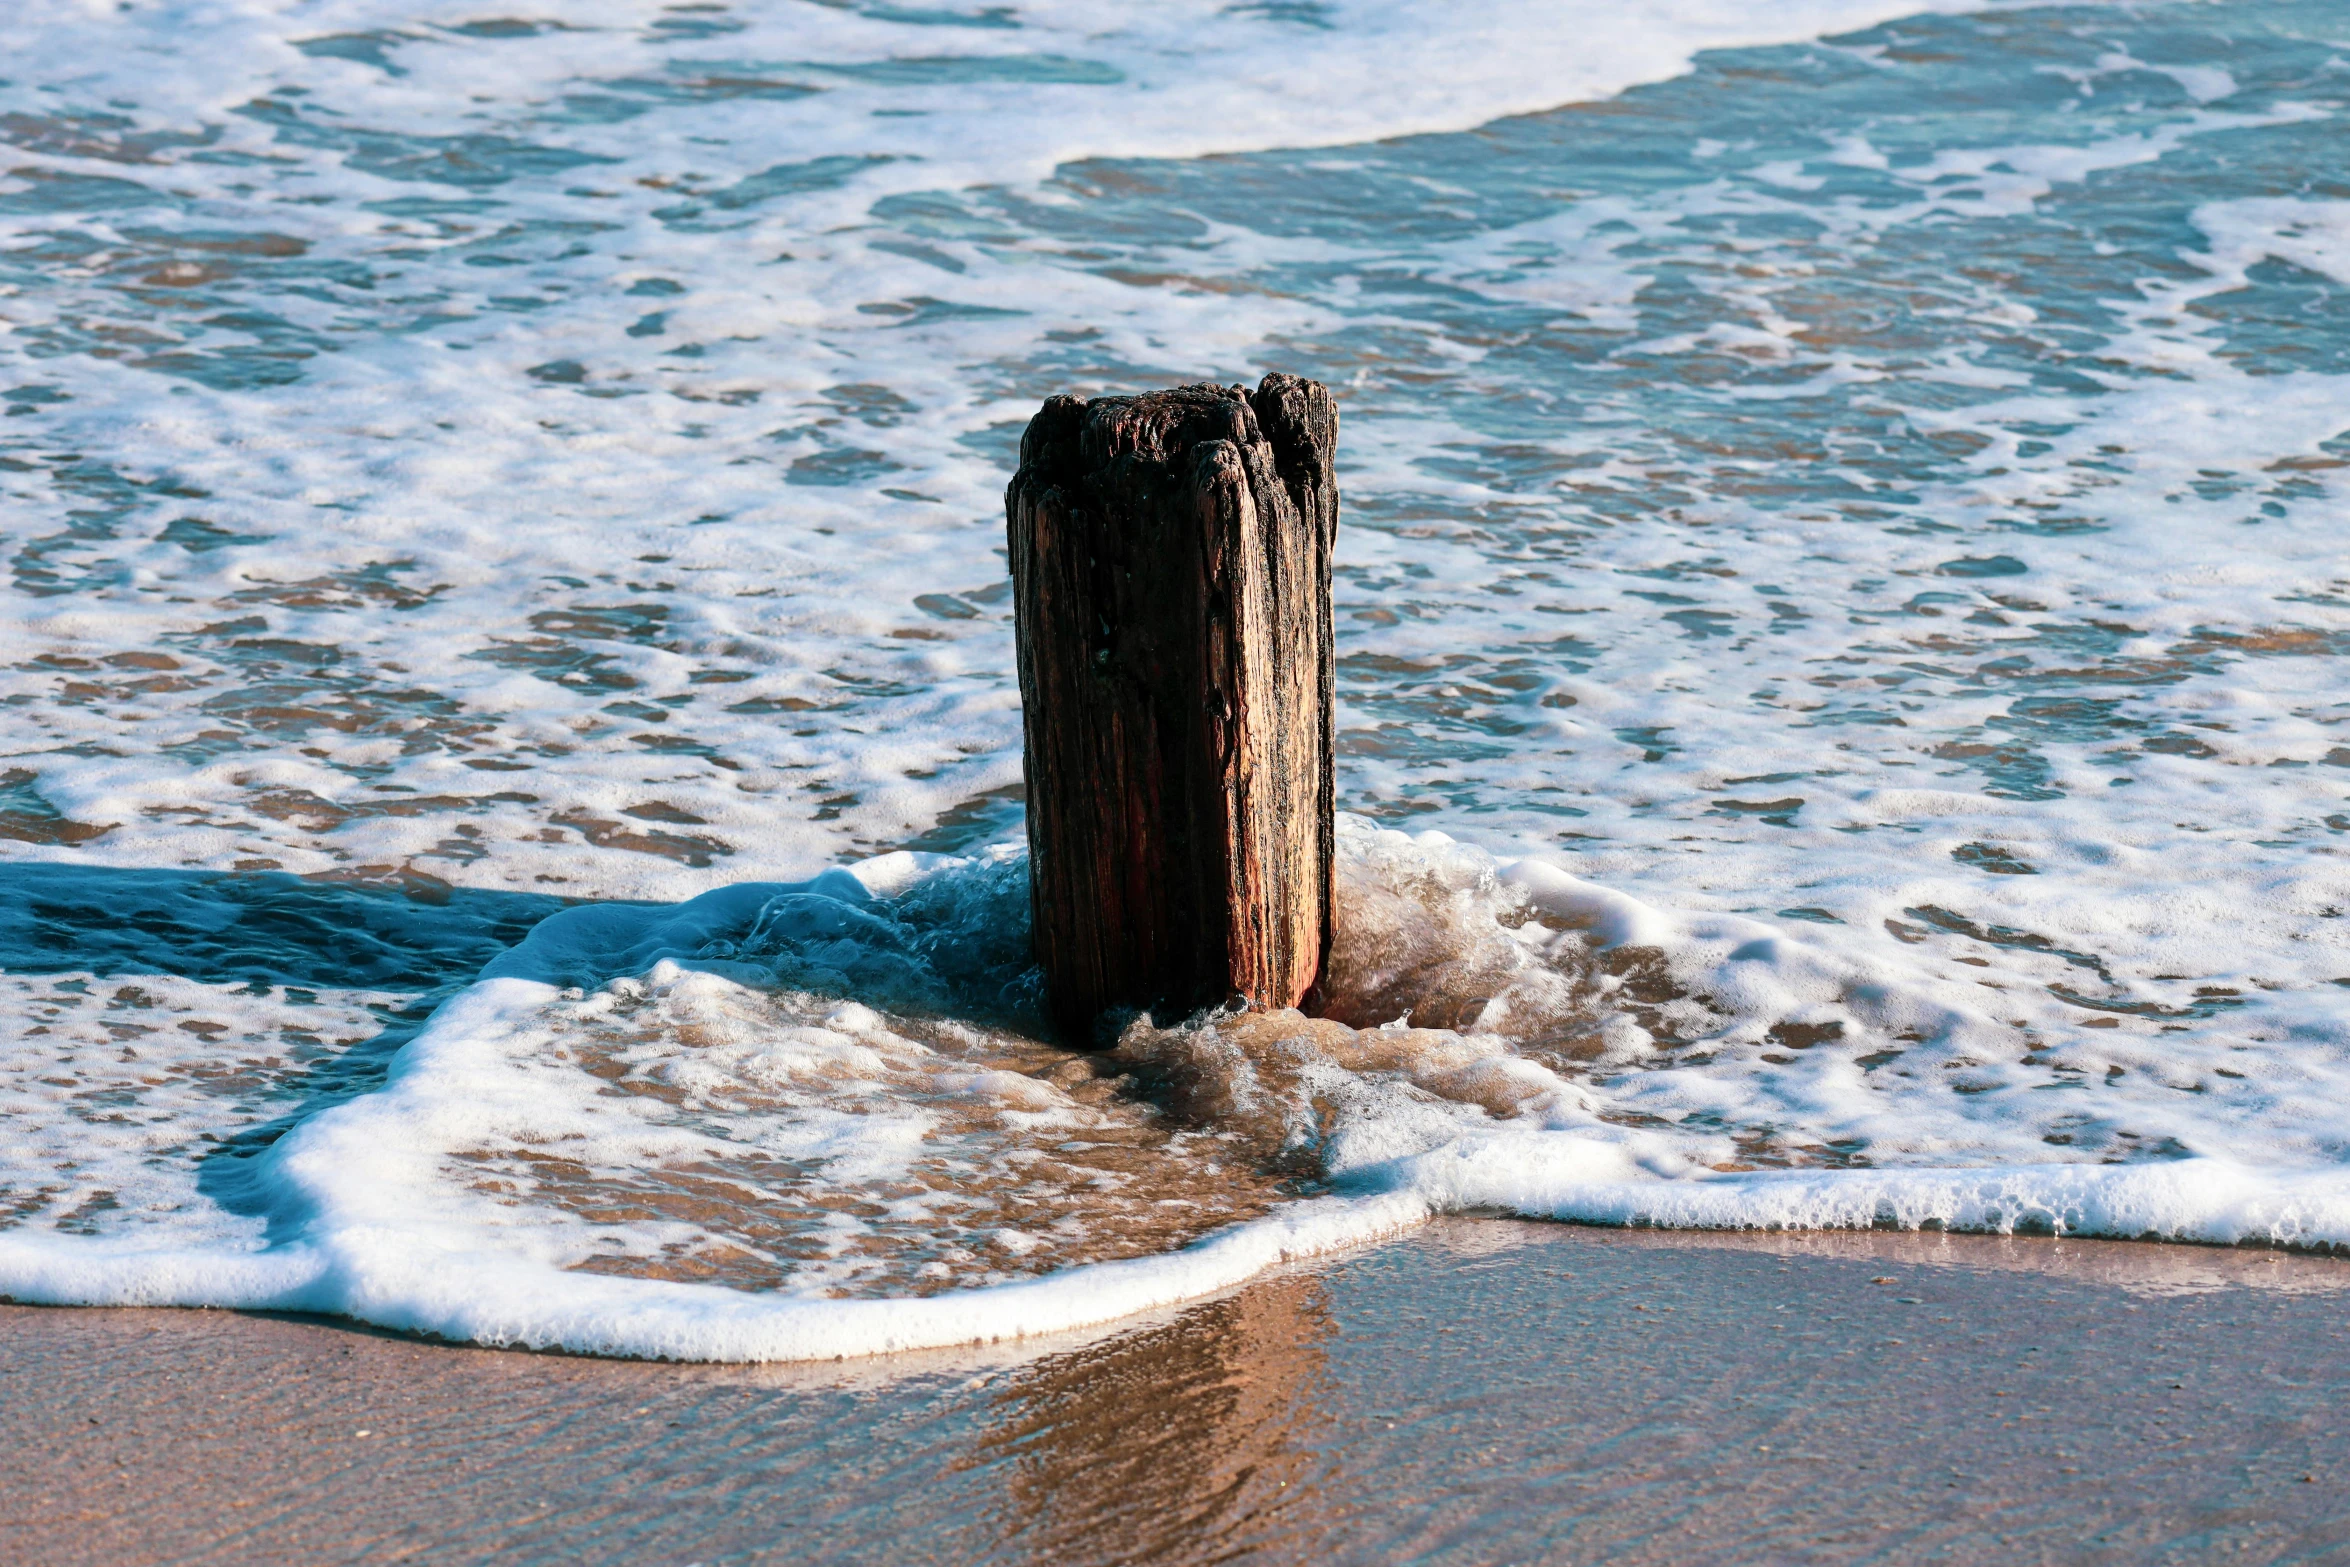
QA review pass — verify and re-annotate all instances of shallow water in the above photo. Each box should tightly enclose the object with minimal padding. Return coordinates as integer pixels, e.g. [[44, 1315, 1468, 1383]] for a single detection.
[[1, 0, 2348, 1357]]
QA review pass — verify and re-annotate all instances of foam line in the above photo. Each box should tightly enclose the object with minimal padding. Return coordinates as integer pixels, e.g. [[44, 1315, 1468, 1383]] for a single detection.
[[15, 837, 2350, 1363], [1380, 1142, 2350, 1252]]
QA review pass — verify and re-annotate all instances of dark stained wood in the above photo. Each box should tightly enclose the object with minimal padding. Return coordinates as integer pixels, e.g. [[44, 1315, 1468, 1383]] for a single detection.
[[1007, 375, 1337, 1041]]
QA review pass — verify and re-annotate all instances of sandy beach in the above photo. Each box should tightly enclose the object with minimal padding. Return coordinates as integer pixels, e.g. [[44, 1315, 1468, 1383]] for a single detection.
[[7, 1221, 2347, 1566]]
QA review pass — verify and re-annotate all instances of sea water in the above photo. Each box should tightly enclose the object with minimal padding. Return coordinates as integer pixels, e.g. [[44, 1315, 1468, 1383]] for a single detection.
[[1, 0, 2347, 1359]]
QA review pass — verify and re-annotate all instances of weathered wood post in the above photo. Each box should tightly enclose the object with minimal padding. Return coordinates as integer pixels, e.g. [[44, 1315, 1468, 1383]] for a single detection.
[[1006, 374, 1338, 1041]]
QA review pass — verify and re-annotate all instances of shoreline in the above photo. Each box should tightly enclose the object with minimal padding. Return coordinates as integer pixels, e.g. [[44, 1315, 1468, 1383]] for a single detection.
[[8, 1221, 2349, 1565]]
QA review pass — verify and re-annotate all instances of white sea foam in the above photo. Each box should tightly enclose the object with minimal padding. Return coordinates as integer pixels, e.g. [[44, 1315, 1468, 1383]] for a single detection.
[[4, 0, 2349, 1357], [0, 0, 2018, 897], [0, 969, 402, 1249], [9, 823, 2350, 1361], [2, 0, 2005, 185]]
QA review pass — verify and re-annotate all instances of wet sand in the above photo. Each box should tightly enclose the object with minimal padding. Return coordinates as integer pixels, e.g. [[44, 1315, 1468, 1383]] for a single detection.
[[5, 1222, 2349, 1566]]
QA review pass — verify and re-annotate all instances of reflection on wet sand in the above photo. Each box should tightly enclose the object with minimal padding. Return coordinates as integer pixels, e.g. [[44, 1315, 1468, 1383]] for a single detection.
[[6, 1223, 2350, 1564], [969, 1273, 1335, 1562]]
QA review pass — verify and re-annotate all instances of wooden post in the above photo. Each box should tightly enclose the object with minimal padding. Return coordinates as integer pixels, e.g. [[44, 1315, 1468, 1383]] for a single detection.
[[1006, 374, 1337, 1041]]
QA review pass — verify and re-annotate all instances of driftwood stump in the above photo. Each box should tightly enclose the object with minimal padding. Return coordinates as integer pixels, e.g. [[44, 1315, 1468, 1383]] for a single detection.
[[1007, 375, 1338, 1041]]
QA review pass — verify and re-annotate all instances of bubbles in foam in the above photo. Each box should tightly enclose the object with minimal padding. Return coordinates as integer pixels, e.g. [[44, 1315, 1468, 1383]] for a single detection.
[[413, 961, 1302, 1297], [0, 971, 411, 1248], [8, 825, 2350, 1359]]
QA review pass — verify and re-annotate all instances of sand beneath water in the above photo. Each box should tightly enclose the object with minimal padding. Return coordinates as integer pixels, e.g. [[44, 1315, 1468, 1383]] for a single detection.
[[5, 1222, 2349, 1565]]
